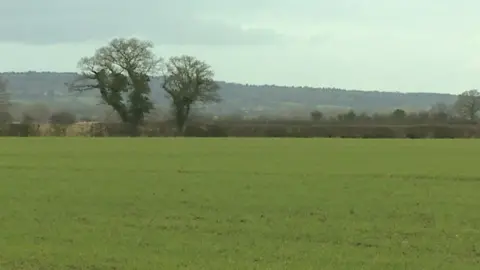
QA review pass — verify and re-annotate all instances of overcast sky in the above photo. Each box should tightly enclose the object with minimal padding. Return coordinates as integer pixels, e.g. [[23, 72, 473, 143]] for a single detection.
[[0, 0, 479, 93]]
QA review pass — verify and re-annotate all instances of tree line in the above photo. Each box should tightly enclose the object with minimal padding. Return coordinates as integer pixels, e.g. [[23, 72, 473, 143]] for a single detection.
[[1, 37, 480, 136], [65, 38, 221, 135]]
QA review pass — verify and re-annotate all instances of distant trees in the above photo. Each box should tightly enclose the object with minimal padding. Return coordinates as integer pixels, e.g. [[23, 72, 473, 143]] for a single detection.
[[49, 111, 76, 125], [162, 55, 221, 134], [0, 77, 12, 124], [0, 76, 9, 109], [4, 35, 475, 135], [391, 109, 406, 119], [67, 38, 220, 136], [429, 102, 451, 121], [454, 89, 480, 120], [337, 110, 356, 121], [302, 105, 463, 125], [22, 103, 51, 123], [0, 112, 13, 124], [68, 38, 162, 135], [310, 110, 323, 121]]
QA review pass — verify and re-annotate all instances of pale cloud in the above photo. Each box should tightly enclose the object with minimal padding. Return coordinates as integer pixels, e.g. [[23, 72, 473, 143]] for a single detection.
[[0, 0, 287, 45], [0, 0, 479, 93]]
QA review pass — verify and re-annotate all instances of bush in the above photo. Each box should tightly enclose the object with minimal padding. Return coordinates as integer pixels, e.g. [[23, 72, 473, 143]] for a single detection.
[[310, 110, 323, 121], [431, 126, 458, 138], [49, 111, 76, 125], [66, 122, 96, 136], [0, 111, 13, 124], [0, 124, 9, 135], [0, 124, 39, 136], [141, 122, 170, 137], [1, 122, 480, 138], [264, 126, 289, 137], [103, 123, 133, 137], [184, 125, 208, 137], [286, 126, 315, 138], [404, 126, 432, 139], [11, 124, 38, 136], [205, 124, 228, 137], [38, 124, 68, 136], [361, 126, 397, 138], [21, 113, 36, 124]]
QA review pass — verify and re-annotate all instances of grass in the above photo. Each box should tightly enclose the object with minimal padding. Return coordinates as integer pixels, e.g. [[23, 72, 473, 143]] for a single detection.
[[1, 138, 480, 269]]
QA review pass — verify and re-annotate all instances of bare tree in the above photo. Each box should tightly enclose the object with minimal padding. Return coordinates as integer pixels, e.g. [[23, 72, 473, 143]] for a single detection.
[[454, 89, 480, 121], [162, 55, 221, 134], [67, 38, 162, 135]]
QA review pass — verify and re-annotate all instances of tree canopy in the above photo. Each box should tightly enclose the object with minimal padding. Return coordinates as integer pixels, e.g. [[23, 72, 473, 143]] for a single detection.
[[68, 38, 162, 134], [162, 55, 220, 133], [454, 89, 480, 120]]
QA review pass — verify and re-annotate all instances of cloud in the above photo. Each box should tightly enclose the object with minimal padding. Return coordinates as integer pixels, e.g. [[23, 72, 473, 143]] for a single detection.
[[0, 0, 287, 46], [145, 20, 287, 46], [3, 0, 477, 46], [0, 17, 285, 46]]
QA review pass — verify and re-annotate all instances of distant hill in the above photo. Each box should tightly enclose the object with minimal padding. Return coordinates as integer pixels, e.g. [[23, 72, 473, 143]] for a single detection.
[[0, 71, 457, 116]]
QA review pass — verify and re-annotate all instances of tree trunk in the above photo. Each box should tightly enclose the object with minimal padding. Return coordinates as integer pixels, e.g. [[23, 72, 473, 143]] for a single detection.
[[175, 110, 187, 136], [174, 103, 190, 136]]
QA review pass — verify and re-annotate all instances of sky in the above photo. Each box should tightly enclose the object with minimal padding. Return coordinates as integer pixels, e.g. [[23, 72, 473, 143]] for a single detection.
[[0, 0, 479, 94]]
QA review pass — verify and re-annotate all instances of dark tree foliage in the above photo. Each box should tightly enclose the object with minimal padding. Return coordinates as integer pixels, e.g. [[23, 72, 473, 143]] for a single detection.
[[310, 110, 323, 121], [391, 109, 406, 119], [0, 111, 12, 124], [68, 38, 161, 135], [337, 110, 356, 122]]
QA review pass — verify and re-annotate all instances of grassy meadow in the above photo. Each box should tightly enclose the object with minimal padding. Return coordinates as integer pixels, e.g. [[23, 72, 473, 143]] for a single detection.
[[1, 138, 480, 269]]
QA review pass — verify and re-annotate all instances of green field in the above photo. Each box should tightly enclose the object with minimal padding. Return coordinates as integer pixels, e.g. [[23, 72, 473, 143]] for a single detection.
[[1, 138, 480, 269]]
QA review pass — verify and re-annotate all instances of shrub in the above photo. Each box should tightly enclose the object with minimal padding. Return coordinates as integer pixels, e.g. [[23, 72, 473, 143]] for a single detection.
[[184, 125, 208, 137], [205, 124, 228, 137], [431, 126, 458, 138], [7, 124, 36, 136], [2, 122, 480, 138], [361, 126, 397, 138], [391, 109, 407, 119], [404, 125, 433, 139], [0, 111, 13, 124], [21, 113, 36, 124], [66, 122, 96, 136], [310, 110, 323, 121], [264, 126, 289, 137], [49, 111, 76, 125]]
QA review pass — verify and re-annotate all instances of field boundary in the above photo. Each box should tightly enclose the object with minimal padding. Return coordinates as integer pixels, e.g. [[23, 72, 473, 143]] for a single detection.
[[1, 122, 480, 138]]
